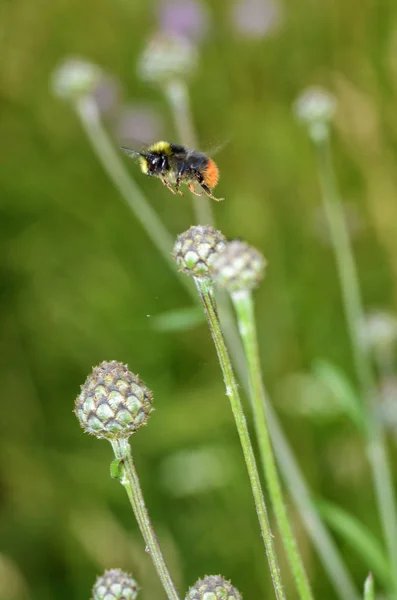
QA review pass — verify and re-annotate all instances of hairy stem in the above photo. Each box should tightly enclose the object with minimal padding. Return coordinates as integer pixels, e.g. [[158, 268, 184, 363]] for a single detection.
[[194, 277, 285, 600], [111, 438, 180, 600], [314, 133, 397, 596], [232, 290, 313, 600], [264, 399, 359, 600], [74, 91, 358, 600]]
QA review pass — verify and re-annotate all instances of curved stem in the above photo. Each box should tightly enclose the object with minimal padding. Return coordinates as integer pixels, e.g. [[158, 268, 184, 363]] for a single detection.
[[194, 277, 285, 600], [111, 438, 180, 600], [74, 95, 194, 298], [232, 290, 313, 600]]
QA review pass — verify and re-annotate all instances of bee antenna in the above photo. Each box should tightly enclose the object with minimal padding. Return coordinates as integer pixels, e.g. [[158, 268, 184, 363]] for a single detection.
[[120, 147, 144, 158]]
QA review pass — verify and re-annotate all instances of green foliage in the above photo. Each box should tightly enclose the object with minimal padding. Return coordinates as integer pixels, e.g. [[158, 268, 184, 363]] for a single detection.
[[318, 500, 391, 590], [2, 0, 397, 599]]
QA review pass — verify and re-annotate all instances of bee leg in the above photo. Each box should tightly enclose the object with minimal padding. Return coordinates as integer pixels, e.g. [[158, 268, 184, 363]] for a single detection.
[[194, 171, 224, 202], [175, 176, 184, 196], [161, 177, 177, 195], [188, 183, 202, 196]]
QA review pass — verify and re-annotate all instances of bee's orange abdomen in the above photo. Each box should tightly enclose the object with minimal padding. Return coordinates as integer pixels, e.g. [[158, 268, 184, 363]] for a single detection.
[[203, 159, 219, 189]]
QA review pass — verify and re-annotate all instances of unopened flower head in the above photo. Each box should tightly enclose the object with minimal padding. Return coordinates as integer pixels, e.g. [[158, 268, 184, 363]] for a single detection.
[[186, 575, 242, 600], [173, 225, 226, 278], [92, 569, 139, 600], [212, 240, 266, 293], [75, 361, 153, 440], [51, 57, 102, 101], [294, 86, 337, 141], [137, 33, 198, 84]]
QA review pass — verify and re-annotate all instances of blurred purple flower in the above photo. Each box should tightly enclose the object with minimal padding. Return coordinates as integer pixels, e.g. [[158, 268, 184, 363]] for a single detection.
[[159, 0, 210, 42], [93, 75, 121, 114], [116, 104, 164, 145], [232, 0, 282, 38]]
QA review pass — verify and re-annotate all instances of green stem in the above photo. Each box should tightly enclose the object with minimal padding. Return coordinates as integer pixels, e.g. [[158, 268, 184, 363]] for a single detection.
[[363, 574, 375, 600], [74, 90, 357, 600], [313, 132, 397, 596], [194, 277, 285, 600], [111, 438, 180, 600], [74, 95, 194, 298], [219, 299, 358, 600], [232, 290, 313, 600], [264, 399, 359, 600], [163, 79, 214, 226]]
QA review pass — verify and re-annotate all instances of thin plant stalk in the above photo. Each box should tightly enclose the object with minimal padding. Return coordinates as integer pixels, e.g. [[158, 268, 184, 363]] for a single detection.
[[111, 437, 180, 600], [164, 84, 354, 595], [74, 95, 194, 298], [75, 93, 358, 600], [231, 290, 313, 600], [313, 134, 397, 595], [194, 276, 285, 600], [265, 399, 359, 600], [164, 79, 214, 226], [217, 294, 358, 600]]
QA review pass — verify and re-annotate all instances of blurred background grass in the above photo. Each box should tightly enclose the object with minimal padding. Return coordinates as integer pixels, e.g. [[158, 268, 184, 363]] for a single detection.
[[2, 0, 397, 598]]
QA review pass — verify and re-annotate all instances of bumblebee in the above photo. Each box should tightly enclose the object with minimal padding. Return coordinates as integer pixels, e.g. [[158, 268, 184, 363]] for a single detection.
[[121, 141, 223, 201]]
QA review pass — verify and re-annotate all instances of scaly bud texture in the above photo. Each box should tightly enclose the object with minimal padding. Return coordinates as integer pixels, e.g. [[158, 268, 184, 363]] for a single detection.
[[186, 576, 242, 600], [92, 569, 139, 600], [173, 225, 226, 278], [75, 361, 153, 439], [212, 240, 266, 293]]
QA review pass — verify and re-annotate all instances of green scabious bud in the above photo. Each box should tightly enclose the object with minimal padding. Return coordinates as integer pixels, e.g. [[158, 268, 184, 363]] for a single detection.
[[173, 225, 226, 278], [186, 575, 242, 600], [75, 361, 153, 440], [212, 240, 266, 293], [51, 57, 102, 101], [92, 569, 139, 600]]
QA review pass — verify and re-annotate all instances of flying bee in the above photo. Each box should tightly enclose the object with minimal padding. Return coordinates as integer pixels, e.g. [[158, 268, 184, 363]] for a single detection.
[[121, 141, 224, 201]]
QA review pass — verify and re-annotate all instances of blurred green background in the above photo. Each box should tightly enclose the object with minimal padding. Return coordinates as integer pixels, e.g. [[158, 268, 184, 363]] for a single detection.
[[2, 0, 397, 598]]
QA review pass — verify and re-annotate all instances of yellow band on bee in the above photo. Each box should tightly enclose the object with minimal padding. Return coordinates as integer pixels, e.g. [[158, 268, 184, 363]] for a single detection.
[[147, 141, 172, 155], [139, 157, 149, 174]]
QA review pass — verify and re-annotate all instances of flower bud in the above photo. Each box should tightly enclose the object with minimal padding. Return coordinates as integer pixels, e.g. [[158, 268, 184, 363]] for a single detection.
[[173, 225, 226, 278], [186, 575, 242, 600], [75, 361, 153, 440], [212, 240, 266, 293], [51, 57, 102, 101], [92, 569, 139, 600], [294, 86, 337, 142], [137, 33, 198, 84]]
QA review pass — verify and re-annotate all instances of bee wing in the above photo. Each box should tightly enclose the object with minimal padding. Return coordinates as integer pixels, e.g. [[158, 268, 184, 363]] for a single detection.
[[183, 140, 230, 159], [121, 147, 142, 158], [206, 139, 230, 157]]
